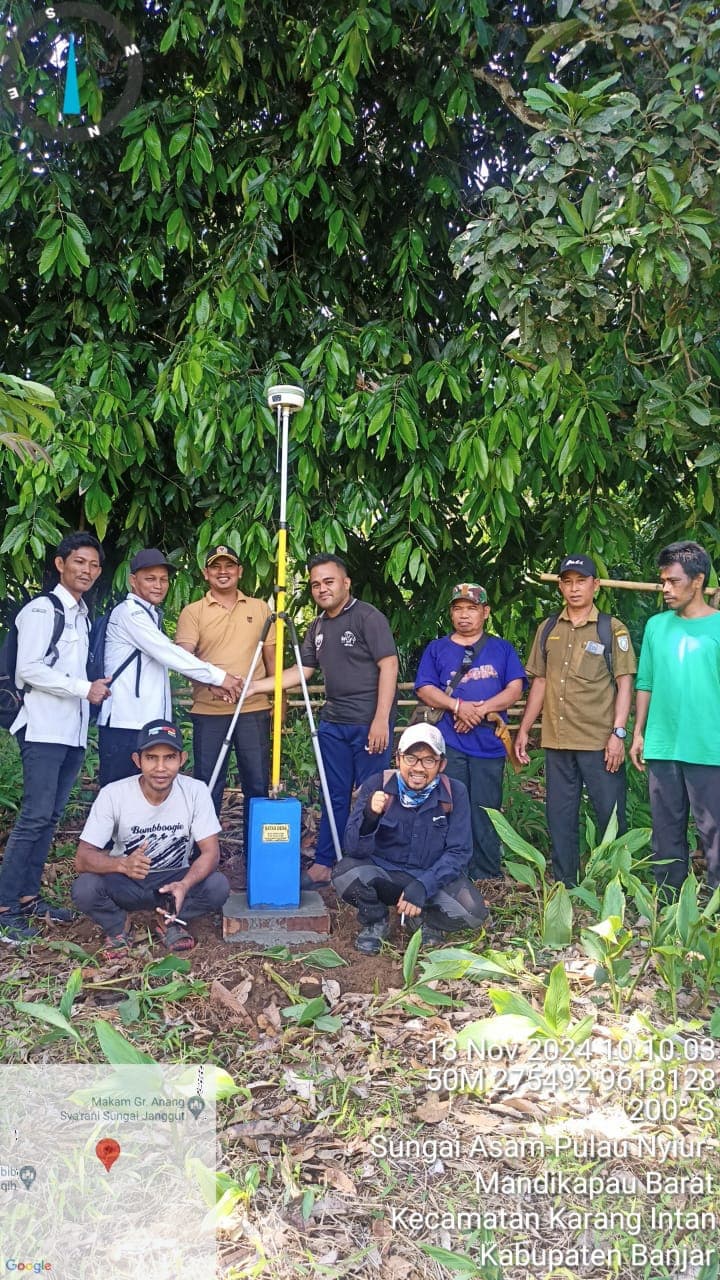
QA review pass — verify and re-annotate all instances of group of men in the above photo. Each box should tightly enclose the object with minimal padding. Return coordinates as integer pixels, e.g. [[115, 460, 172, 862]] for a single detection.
[[0, 533, 718, 956]]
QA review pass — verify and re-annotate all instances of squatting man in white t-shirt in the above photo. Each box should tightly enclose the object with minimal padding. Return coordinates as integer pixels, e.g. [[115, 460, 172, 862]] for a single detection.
[[72, 720, 229, 959]]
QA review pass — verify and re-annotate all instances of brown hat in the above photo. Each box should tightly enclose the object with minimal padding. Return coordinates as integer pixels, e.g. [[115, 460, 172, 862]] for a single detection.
[[205, 545, 240, 567]]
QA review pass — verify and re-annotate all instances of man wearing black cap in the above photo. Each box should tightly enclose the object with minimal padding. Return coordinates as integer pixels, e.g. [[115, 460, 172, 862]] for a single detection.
[[515, 555, 637, 886], [72, 719, 229, 958], [175, 546, 276, 834], [96, 548, 243, 786]]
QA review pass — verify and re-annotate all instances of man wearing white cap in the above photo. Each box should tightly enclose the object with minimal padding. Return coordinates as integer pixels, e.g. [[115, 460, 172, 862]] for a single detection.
[[334, 724, 489, 953]]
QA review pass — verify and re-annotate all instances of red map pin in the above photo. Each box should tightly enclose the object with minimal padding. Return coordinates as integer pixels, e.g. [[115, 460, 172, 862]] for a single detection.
[[95, 1138, 121, 1172]]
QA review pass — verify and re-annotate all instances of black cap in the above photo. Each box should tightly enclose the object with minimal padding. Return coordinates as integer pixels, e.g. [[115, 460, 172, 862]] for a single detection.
[[558, 554, 598, 578], [135, 720, 184, 753], [130, 548, 177, 573]]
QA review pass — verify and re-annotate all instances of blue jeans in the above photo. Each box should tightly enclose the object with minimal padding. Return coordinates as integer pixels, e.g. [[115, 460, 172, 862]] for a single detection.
[[0, 731, 85, 909], [315, 720, 392, 867], [444, 748, 506, 878]]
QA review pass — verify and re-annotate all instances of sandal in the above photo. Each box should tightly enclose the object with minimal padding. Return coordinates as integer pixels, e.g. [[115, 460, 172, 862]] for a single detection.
[[157, 920, 195, 953], [101, 930, 135, 961]]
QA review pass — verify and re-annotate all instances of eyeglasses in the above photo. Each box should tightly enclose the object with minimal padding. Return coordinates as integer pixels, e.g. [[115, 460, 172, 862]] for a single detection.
[[401, 753, 440, 768]]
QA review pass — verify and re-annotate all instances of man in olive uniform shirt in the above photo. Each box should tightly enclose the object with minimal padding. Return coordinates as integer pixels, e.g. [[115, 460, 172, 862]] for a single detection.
[[515, 555, 637, 885], [175, 546, 275, 849]]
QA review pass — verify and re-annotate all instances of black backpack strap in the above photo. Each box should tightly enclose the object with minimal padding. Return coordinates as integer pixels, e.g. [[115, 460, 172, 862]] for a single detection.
[[42, 591, 67, 668], [539, 613, 560, 665], [597, 612, 615, 683], [108, 600, 156, 693], [439, 774, 453, 814], [541, 609, 615, 682]]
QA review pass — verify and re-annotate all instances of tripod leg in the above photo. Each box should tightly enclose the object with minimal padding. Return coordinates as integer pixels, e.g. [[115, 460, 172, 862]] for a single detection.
[[284, 618, 343, 863], [206, 621, 273, 798]]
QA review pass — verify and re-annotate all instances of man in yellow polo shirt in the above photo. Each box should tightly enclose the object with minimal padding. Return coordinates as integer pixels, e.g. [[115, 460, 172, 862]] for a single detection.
[[175, 546, 275, 850]]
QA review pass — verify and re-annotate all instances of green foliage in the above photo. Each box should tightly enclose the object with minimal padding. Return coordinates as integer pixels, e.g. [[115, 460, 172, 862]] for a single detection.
[[2, 2, 719, 645], [458, 962, 594, 1050]]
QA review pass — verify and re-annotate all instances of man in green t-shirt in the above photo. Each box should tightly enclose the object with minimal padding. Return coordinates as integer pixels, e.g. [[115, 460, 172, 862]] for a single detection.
[[631, 540, 720, 894]]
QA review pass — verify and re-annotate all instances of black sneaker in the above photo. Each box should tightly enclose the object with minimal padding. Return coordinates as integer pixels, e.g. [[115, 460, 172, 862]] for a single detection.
[[0, 911, 39, 946], [355, 919, 390, 955], [20, 896, 76, 925], [406, 916, 447, 947]]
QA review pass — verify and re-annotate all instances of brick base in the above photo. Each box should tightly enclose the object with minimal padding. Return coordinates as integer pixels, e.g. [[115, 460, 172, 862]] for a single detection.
[[222, 891, 330, 946]]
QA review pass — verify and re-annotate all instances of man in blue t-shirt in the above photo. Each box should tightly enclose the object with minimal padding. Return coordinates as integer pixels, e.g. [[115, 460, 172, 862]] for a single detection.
[[415, 583, 526, 878]]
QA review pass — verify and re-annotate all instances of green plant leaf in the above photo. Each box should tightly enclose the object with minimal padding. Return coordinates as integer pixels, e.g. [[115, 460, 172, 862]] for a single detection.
[[13, 1000, 80, 1041], [93, 1020, 155, 1064], [542, 882, 573, 947], [418, 1243, 479, 1274], [297, 947, 347, 968], [59, 967, 83, 1019], [485, 809, 546, 871], [457, 1013, 540, 1052], [402, 926, 423, 986], [543, 962, 571, 1032], [601, 876, 626, 923]]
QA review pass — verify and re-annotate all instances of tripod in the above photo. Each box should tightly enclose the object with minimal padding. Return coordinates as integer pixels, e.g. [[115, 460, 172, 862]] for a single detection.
[[207, 386, 343, 864]]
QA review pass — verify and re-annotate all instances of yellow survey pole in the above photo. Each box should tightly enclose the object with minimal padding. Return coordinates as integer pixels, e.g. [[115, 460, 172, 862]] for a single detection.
[[267, 386, 305, 793]]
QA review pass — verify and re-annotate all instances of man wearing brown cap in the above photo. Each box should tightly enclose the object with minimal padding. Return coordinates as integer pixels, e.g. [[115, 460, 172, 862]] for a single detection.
[[516, 555, 637, 885], [97, 548, 242, 786], [175, 546, 276, 841], [415, 583, 526, 879]]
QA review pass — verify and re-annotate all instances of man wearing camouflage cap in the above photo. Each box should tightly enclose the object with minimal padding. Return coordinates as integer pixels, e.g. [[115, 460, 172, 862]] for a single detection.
[[414, 582, 526, 879]]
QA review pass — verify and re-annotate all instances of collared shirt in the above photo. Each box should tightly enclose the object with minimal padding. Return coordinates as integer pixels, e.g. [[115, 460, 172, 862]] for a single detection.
[[525, 605, 637, 750], [11, 584, 92, 746], [175, 590, 275, 714], [97, 593, 226, 730]]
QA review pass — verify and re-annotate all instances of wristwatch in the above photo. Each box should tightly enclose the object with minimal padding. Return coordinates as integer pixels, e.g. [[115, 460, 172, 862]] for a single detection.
[[612, 727, 627, 740]]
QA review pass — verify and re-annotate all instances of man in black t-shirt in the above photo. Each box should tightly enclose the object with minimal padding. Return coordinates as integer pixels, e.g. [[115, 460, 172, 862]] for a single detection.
[[248, 554, 398, 884]]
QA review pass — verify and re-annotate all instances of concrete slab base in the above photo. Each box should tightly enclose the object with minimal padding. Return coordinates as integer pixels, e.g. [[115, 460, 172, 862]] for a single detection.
[[222, 890, 330, 946]]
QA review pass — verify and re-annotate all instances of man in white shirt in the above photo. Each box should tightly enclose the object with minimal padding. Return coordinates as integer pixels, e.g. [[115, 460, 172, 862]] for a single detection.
[[0, 531, 111, 946], [72, 720, 229, 958], [96, 548, 243, 785]]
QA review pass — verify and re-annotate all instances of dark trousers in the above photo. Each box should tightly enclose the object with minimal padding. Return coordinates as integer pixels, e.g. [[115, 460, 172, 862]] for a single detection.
[[0, 731, 85, 909], [545, 748, 627, 886], [648, 760, 720, 892], [191, 711, 270, 850], [72, 866, 230, 936], [333, 857, 488, 930], [98, 726, 141, 786], [316, 721, 393, 867], [444, 748, 505, 878]]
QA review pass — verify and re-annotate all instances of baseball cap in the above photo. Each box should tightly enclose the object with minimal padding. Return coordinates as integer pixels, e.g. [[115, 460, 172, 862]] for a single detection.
[[451, 582, 488, 606], [136, 720, 184, 753], [398, 724, 446, 757], [130, 548, 177, 573], [206, 545, 240, 567], [558, 555, 598, 578]]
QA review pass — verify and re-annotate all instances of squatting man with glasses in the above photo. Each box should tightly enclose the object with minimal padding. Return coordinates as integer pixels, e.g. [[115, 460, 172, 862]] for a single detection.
[[334, 724, 489, 954]]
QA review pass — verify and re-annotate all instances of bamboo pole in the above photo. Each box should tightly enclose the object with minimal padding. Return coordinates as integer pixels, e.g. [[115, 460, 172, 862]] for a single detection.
[[535, 572, 717, 595]]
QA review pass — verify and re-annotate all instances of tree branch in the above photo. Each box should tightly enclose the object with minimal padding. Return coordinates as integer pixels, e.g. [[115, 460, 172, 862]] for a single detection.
[[471, 66, 547, 131]]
